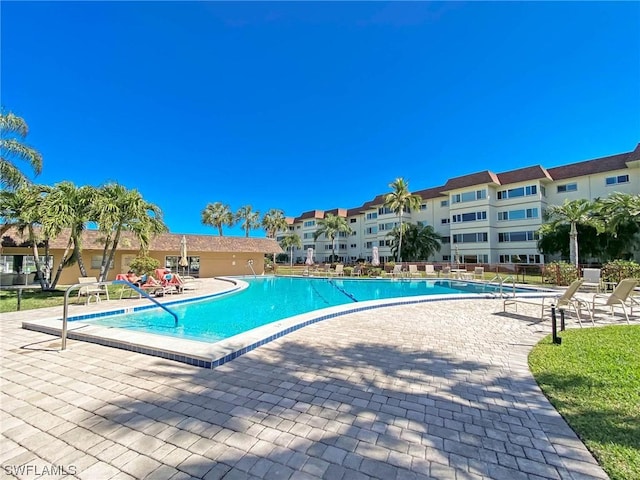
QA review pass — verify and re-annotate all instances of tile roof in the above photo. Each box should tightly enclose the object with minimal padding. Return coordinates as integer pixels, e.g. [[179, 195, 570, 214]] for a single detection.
[[496, 165, 553, 185], [441, 171, 501, 191], [414, 185, 447, 200], [1, 228, 283, 254], [546, 152, 632, 181], [294, 210, 325, 221]]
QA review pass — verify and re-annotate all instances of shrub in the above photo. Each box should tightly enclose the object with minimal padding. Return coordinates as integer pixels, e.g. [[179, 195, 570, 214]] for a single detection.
[[542, 261, 578, 286], [128, 255, 160, 277], [369, 267, 383, 277], [601, 260, 640, 283]]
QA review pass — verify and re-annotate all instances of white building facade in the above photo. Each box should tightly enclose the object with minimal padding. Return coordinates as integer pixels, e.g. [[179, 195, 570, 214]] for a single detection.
[[281, 145, 640, 265]]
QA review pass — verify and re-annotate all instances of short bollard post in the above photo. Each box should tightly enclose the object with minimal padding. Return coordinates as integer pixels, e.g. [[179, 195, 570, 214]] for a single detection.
[[560, 308, 565, 332], [551, 305, 562, 344]]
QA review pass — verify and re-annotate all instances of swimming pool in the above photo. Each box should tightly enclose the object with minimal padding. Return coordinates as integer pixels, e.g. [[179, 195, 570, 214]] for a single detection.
[[84, 277, 529, 343]]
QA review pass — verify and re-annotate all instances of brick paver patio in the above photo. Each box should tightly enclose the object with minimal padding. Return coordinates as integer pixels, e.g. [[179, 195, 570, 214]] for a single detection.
[[2, 281, 629, 479]]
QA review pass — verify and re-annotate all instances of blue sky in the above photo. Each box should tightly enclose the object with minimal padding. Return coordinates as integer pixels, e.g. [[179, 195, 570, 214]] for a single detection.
[[2, 1, 639, 237]]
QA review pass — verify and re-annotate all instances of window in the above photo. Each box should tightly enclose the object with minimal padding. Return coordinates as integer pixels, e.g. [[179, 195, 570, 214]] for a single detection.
[[378, 239, 392, 247], [499, 254, 541, 264], [350, 243, 357, 248], [91, 256, 114, 270], [498, 231, 538, 242], [420, 204, 427, 211], [441, 236, 450, 244], [605, 174, 629, 186], [303, 220, 315, 227], [378, 207, 394, 215], [498, 208, 538, 221], [441, 218, 450, 225], [497, 185, 537, 200], [365, 242, 373, 248], [557, 183, 577, 193], [452, 211, 487, 223], [365, 227, 378, 235], [440, 200, 449, 207], [452, 232, 488, 243], [350, 218, 357, 223], [303, 232, 314, 239], [378, 222, 396, 231], [451, 189, 486, 204], [303, 244, 314, 250], [165, 255, 200, 276], [366, 212, 378, 220]]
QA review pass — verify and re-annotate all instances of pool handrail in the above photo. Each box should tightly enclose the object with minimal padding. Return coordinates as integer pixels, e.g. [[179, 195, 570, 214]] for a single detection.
[[62, 279, 179, 350]]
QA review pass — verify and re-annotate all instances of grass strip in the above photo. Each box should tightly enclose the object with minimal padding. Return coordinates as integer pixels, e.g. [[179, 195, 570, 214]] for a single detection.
[[529, 325, 640, 480]]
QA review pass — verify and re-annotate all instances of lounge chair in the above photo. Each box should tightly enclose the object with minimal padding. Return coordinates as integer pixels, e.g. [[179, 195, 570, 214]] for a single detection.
[[503, 278, 591, 325], [77, 277, 109, 304], [590, 278, 638, 324], [473, 267, 485, 281], [424, 264, 437, 277], [352, 265, 363, 277], [440, 266, 452, 278], [331, 264, 345, 276], [389, 264, 404, 277], [408, 265, 421, 277], [581, 268, 602, 292]]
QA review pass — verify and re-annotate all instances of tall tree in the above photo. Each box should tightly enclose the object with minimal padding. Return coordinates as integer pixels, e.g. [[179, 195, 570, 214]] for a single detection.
[[201, 202, 235, 236], [279, 232, 302, 270], [0, 111, 43, 190], [236, 205, 260, 238], [262, 208, 289, 265], [92, 183, 167, 282], [388, 223, 441, 262], [384, 178, 423, 262], [539, 199, 601, 269], [313, 213, 352, 263], [597, 192, 640, 235], [39, 182, 88, 287], [0, 184, 51, 289]]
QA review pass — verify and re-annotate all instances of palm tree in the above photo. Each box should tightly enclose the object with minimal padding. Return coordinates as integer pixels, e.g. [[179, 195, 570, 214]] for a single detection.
[[388, 223, 441, 261], [540, 199, 601, 269], [262, 208, 289, 265], [313, 213, 352, 263], [279, 232, 302, 270], [39, 182, 96, 283], [384, 178, 423, 262], [0, 110, 43, 190], [201, 202, 235, 236], [92, 183, 167, 282], [0, 184, 51, 288], [597, 192, 640, 235], [236, 205, 260, 237]]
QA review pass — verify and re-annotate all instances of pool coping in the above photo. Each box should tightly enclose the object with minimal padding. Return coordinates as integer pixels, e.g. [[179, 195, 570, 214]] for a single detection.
[[22, 277, 556, 369]]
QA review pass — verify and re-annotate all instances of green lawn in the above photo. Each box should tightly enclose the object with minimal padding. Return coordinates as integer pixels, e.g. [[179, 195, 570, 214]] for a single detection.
[[0, 285, 124, 313], [529, 325, 640, 480]]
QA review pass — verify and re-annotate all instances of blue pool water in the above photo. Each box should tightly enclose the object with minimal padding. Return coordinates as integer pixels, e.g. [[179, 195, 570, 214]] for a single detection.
[[86, 277, 527, 343]]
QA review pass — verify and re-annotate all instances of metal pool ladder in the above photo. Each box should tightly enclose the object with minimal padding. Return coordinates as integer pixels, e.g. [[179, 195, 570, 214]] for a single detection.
[[61, 279, 179, 350]]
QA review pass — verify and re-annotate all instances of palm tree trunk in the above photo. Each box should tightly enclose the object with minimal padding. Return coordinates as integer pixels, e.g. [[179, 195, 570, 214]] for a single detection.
[[27, 226, 47, 290], [73, 234, 88, 277], [570, 222, 578, 269], [51, 237, 74, 288], [398, 212, 403, 262], [98, 232, 114, 282], [102, 229, 122, 282]]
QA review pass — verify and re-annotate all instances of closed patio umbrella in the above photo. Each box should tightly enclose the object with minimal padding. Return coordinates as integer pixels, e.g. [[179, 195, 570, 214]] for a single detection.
[[179, 235, 189, 275], [371, 246, 380, 266], [305, 248, 314, 265]]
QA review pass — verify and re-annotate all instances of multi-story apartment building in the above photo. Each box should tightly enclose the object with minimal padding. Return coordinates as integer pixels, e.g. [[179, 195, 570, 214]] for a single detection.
[[281, 144, 640, 265]]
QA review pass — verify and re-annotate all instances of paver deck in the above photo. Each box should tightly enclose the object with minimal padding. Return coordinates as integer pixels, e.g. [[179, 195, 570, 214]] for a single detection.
[[2, 279, 634, 479]]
